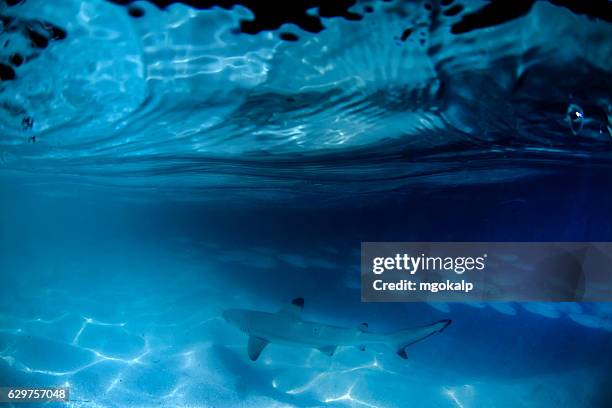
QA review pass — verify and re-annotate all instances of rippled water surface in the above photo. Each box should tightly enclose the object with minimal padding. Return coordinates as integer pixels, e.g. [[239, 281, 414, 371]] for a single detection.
[[1, 0, 611, 201], [1, 1, 612, 408]]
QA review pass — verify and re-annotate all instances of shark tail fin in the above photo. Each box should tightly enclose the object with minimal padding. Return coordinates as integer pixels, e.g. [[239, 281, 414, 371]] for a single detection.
[[393, 319, 451, 360]]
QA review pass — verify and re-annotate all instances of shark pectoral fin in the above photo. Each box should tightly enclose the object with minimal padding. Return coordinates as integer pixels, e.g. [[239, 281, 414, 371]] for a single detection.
[[357, 345, 366, 351], [318, 346, 337, 356], [358, 322, 368, 332], [247, 336, 269, 361], [278, 297, 304, 318]]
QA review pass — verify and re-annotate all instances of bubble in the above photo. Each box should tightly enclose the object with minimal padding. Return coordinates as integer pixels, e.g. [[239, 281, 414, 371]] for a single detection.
[[566, 103, 584, 135]]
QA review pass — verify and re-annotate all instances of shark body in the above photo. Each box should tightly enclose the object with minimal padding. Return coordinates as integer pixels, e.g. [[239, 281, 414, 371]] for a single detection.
[[223, 298, 451, 361]]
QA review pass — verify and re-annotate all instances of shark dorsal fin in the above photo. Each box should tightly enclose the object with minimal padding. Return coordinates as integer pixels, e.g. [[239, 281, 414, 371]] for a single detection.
[[278, 297, 304, 317], [248, 336, 269, 361], [318, 346, 337, 356], [358, 322, 368, 332]]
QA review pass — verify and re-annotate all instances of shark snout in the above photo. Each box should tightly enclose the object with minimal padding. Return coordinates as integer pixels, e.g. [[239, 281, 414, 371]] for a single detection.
[[222, 309, 241, 325], [222, 309, 252, 335], [222, 310, 233, 323]]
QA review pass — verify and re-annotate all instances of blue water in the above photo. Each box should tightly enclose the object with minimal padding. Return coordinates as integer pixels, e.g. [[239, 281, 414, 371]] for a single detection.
[[1, 0, 612, 407]]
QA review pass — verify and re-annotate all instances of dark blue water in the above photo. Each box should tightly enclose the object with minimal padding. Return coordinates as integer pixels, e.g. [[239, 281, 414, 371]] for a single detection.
[[1, 1, 612, 407]]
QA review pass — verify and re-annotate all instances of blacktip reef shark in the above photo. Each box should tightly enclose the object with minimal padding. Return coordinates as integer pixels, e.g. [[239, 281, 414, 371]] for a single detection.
[[223, 298, 452, 361]]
